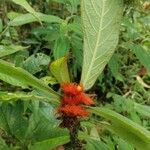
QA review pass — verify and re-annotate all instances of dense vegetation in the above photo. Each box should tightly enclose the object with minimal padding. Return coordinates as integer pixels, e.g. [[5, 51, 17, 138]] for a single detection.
[[0, 0, 150, 150]]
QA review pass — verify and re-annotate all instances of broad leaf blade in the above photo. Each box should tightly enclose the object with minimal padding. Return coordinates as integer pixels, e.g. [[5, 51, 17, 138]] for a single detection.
[[50, 57, 70, 83], [80, 0, 123, 90], [0, 60, 59, 100], [89, 107, 150, 150]]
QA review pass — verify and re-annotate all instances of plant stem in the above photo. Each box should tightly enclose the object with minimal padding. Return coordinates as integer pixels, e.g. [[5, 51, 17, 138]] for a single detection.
[[61, 116, 82, 150]]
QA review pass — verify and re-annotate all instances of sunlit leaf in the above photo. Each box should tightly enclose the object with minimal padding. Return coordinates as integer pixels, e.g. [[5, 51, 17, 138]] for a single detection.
[[50, 57, 70, 83]]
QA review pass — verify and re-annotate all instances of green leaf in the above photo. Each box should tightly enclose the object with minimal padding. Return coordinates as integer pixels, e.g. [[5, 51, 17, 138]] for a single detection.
[[22, 53, 50, 74], [50, 57, 70, 83], [0, 45, 27, 58], [53, 36, 70, 59], [110, 93, 150, 118], [134, 103, 150, 118], [0, 91, 46, 102], [0, 138, 14, 150], [26, 103, 66, 143], [129, 44, 150, 73], [108, 54, 124, 82], [30, 136, 69, 150], [67, 22, 82, 35], [8, 12, 63, 26], [0, 102, 29, 141], [84, 127, 110, 150], [80, 0, 123, 90], [85, 139, 109, 150], [0, 18, 3, 32], [0, 60, 59, 100], [11, 0, 42, 24], [89, 107, 150, 150]]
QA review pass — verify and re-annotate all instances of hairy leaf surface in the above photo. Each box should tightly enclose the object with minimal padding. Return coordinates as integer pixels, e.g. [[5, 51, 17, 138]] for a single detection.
[[80, 0, 122, 90]]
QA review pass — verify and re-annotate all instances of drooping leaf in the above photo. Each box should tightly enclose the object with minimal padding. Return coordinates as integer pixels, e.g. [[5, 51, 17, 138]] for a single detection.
[[80, 0, 123, 90], [0, 60, 59, 100], [50, 57, 70, 83], [0, 45, 27, 58], [8, 12, 63, 26], [11, 0, 42, 24], [89, 107, 150, 150]]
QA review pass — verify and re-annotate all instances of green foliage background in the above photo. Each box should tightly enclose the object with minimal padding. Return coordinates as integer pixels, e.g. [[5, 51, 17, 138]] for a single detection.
[[0, 0, 150, 149]]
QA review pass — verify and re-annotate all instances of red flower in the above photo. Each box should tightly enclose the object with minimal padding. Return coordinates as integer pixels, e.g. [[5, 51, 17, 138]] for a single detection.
[[58, 105, 88, 117], [57, 83, 94, 118], [61, 83, 83, 96]]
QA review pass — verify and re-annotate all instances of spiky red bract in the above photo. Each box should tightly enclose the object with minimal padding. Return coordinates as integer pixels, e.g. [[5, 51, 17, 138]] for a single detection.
[[57, 83, 94, 118], [61, 83, 83, 96], [58, 105, 88, 117]]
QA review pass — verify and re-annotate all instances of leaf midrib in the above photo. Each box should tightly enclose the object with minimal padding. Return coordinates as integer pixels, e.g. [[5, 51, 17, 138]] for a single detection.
[[82, 0, 105, 87]]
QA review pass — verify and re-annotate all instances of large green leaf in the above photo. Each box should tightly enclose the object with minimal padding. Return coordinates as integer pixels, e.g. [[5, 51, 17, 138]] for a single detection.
[[80, 0, 123, 90], [8, 12, 63, 26], [11, 0, 42, 24], [50, 57, 70, 83], [0, 60, 59, 100], [89, 107, 150, 150]]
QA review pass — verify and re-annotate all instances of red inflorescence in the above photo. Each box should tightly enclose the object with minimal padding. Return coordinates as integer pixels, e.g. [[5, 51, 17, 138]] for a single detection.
[[57, 83, 94, 117]]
